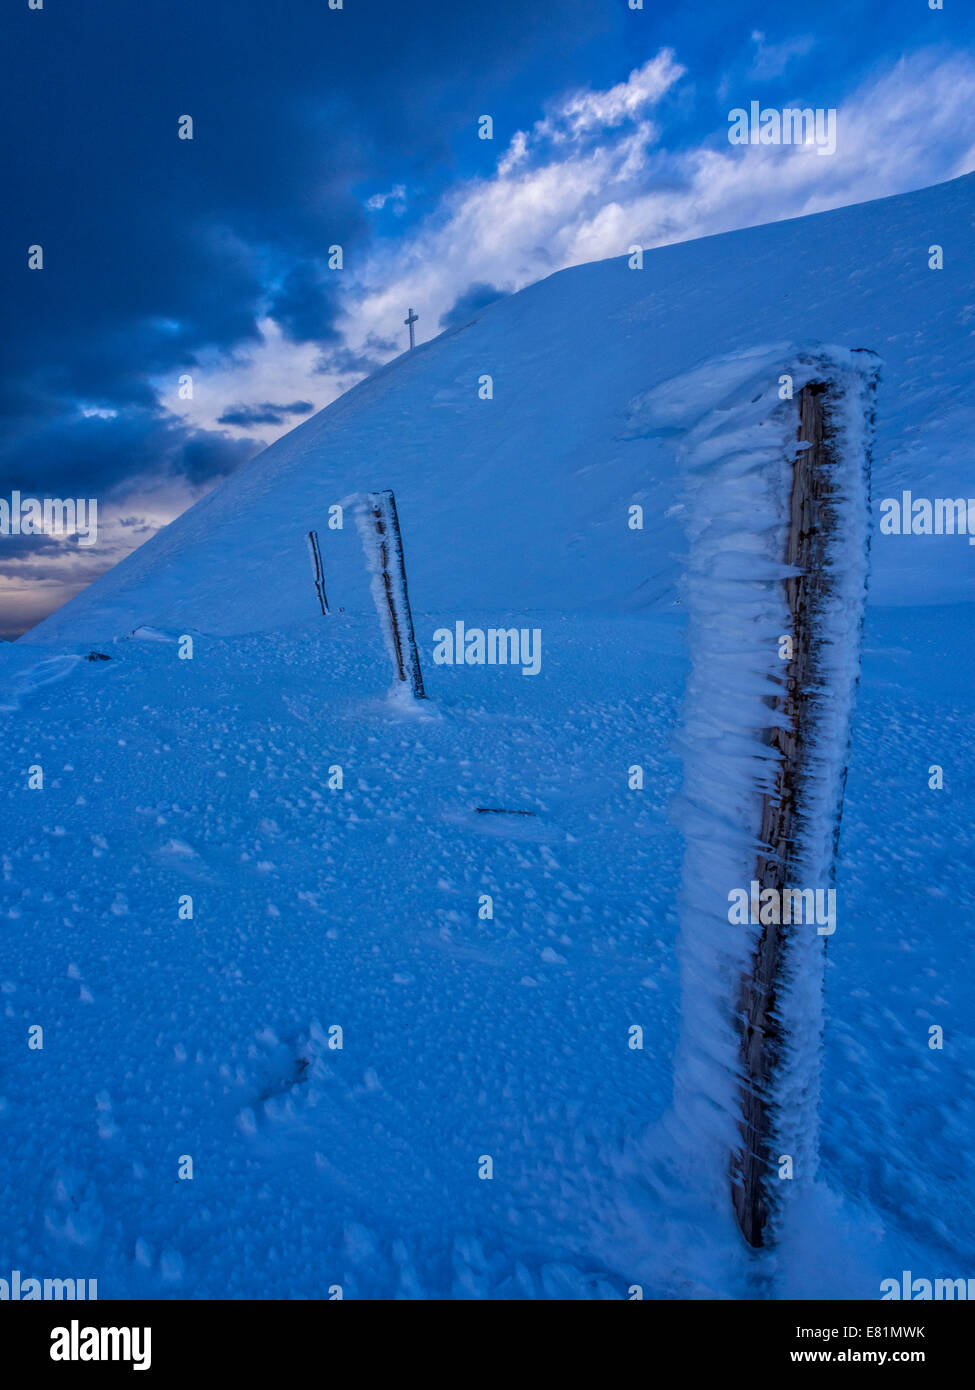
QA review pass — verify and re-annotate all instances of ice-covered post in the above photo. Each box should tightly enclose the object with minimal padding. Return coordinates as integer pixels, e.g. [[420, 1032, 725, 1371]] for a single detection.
[[732, 380, 842, 1246], [306, 529, 329, 615], [666, 346, 879, 1252], [366, 490, 426, 699]]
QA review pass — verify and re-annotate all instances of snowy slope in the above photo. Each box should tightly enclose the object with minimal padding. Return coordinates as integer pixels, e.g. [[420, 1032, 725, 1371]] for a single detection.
[[2, 174, 974, 1301], [23, 170, 975, 646]]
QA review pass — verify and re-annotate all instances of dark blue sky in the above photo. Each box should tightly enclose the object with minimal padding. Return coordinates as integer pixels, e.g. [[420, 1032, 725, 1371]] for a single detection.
[[3, 0, 973, 634]]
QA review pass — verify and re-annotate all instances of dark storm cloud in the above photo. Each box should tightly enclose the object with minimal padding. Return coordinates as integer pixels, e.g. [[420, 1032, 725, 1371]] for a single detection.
[[0, 405, 261, 503], [2, 0, 609, 503], [217, 401, 314, 428], [0, 532, 66, 562], [363, 334, 399, 355], [267, 265, 345, 345], [315, 346, 389, 377], [439, 282, 508, 330]]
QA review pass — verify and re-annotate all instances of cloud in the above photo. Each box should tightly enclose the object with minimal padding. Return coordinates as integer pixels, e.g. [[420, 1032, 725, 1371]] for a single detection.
[[156, 319, 356, 436], [439, 283, 508, 329], [267, 265, 345, 345], [747, 30, 816, 81], [534, 50, 686, 143], [366, 184, 407, 213], [331, 48, 974, 372], [0, 404, 260, 503], [161, 47, 975, 465], [217, 401, 314, 428]]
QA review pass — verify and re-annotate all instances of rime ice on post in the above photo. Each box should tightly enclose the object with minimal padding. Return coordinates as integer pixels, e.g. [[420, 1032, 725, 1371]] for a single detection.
[[360, 490, 426, 699], [306, 529, 328, 615], [660, 344, 879, 1249]]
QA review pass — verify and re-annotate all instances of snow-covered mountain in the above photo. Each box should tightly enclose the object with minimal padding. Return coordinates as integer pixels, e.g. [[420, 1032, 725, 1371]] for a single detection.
[[24, 171, 975, 646], [3, 173, 973, 1301]]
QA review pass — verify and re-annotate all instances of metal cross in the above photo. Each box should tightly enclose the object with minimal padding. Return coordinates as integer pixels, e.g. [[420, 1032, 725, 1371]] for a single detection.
[[404, 307, 418, 349]]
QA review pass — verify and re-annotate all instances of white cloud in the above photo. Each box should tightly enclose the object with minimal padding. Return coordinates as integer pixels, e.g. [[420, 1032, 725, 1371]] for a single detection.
[[747, 30, 815, 80], [342, 48, 975, 363], [366, 183, 407, 212], [538, 49, 685, 141], [157, 319, 327, 436]]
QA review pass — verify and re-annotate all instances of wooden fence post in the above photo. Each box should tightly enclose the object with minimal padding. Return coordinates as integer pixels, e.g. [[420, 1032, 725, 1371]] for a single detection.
[[306, 530, 329, 615], [367, 490, 426, 699], [731, 380, 839, 1247]]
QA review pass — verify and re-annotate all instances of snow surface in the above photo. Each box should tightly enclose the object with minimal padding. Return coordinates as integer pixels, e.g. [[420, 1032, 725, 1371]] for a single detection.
[[2, 173, 974, 1298]]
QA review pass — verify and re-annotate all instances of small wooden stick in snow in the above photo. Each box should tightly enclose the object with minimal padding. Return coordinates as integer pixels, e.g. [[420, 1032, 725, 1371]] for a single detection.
[[307, 530, 329, 615]]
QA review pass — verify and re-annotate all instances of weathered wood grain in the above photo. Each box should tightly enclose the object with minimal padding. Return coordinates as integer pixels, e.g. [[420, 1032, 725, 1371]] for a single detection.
[[731, 382, 835, 1247]]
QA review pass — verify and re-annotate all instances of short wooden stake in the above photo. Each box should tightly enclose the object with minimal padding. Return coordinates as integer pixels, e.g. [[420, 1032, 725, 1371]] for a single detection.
[[306, 530, 329, 615]]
